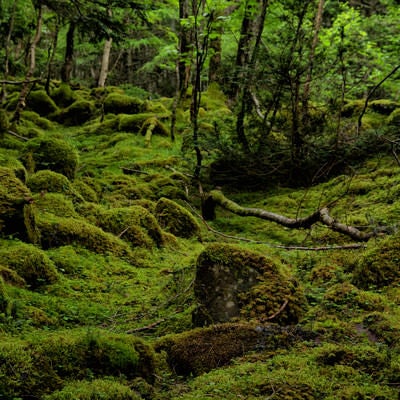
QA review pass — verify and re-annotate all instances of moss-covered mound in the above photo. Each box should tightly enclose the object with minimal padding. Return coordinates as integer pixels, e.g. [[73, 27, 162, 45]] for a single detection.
[[99, 206, 164, 248], [51, 83, 78, 108], [26, 90, 58, 116], [21, 110, 54, 130], [0, 241, 58, 288], [352, 234, 400, 289], [0, 264, 27, 287], [155, 322, 310, 376], [104, 93, 145, 115], [26, 170, 83, 202], [56, 99, 96, 126], [193, 243, 306, 326], [43, 379, 142, 400], [33, 192, 79, 218], [0, 330, 155, 399], [0, 167, 35, 240], [0, 108, 10, 139], [37, 214, 137, 263], [21, 137, 79, 179], [155, 197, 201, 239]]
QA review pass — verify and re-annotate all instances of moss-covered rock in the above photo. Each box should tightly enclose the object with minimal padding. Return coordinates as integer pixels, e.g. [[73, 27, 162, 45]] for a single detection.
[[26, 170, 83, 202], [56, 99, 96, 126], [27, 90, 58, 116], [104, 93, 145, 115], [387, 108, 400, 126], [43, 379, 142, 400], [369, 99, 400, 115], [99, 206, 164, 248], [193, 243, 306, 326], [72, 179, 99, 202], [33, 192, 79, 218], [155, 322, 310, 376], [0, 276, 10, 314], [0, 330, 155, 398], [37, 214, 137, 263], [0, 167, 36, 240], [352, 234, 400, 289], [0, 241, 58, 288], [21, 110, 54, 130], [0, 264, 27, 287], [21, 137, 79, 180], [118, 113, 159, 133], [51, 83, 77, 108], [155, 197, 201, 239]]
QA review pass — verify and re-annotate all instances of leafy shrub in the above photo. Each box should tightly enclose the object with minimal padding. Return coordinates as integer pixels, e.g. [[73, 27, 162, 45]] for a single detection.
[[0, 241, 58, 288], [155, 197, 201, 239], [21, 136, 79, 179]]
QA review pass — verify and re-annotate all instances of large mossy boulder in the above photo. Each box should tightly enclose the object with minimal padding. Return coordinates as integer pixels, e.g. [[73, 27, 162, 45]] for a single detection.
[[352, 234, 400, 289], [99, 206, 164, 248], [0, 241, 58, 288], [21, 137, 79, 180], [37, 214, 137, 263], [0, 167, 38, 241], [51, 83, 77, 108], [26, 90, 58, 116], [155, 322, 310, 376], [155, 197, 201, 239], [56, 99, 96, 126], [104, 93, 145, 115], [193, 243, 306, 326], [0, 330, 155, 399]]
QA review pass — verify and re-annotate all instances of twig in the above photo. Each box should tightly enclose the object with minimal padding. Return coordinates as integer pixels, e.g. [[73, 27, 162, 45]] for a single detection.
[[0, 78, 42, 85], [265, 298, 289, 320], [7, 130, 29, 141], [121, 167, 149, 175], [126, 318, 165, 333]]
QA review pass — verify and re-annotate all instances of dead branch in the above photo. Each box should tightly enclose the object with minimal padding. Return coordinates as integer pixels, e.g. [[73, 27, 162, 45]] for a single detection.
[[126, 318, 165, 333], [0, 78, 42, 85], [185, 200, 367, 251], [265, 298, 289, 321], [7, 130, 29, 141], [208, 190, 375, 242]]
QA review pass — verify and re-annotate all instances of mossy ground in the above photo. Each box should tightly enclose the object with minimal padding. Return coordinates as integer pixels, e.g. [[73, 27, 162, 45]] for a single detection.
[[0, 84, 400, 398]]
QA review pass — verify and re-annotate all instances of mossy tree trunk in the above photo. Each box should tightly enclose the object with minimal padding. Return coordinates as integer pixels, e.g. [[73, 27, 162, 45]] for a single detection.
[[61, 21, 76, 83]]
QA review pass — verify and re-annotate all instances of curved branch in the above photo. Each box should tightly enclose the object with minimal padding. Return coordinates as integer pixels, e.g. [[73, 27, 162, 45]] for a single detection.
[[208, 190, 375, 242]]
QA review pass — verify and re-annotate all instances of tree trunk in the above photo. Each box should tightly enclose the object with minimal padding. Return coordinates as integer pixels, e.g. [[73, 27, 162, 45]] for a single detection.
[[2, 0, 18, 103], [61, 22, 76, 83], [45, 16, 60, 94], [98, 9, 113, 88], [11, 2, 43, 124]]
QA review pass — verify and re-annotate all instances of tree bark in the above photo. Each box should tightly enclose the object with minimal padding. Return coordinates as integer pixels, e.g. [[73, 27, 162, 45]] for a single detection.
[[207, 190, 375, 242], [11, 2, 43, 123], [61, 22, 76, 83], [98, 9, 113, 88]]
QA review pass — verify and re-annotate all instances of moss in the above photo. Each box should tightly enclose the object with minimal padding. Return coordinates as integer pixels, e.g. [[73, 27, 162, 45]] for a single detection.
[[340, 99, 364, 117], [72, 179, 99, 202], [33, 192, 79, 218], [43, 379, 142, 400], [0, 264, 26, 287], [21, 136, 79, 180], [57, 99, 96, 126], [155, 322, 309, 376], [193, 243, 306, 326], [37, 214, 137, 263], [155, 197, 201, 239], [0, 241, 58, 288], [0, 153, 27, 181], [0, 167, 34, 240], [26, 170, 83, 202], [147, 175, 187, 200], [118, 113, 159, 133], [104, 93, 145, 115], [0, 276, 10, 314], [21, 110, 54, 130], [99, 206, 164, 248], [0, 330, 155, 398], [387, 108, 400, 126], [369, 99, 399, 115], [352, 234, 400, 289], [51, 83, 78, 108], [363, 312, 400, 347], [27, 90, 58, 116]]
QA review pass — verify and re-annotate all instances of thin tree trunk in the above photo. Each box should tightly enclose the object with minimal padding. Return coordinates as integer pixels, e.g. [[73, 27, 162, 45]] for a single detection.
[[2, 0, 18, 103], [61, 22, 76, 83], [98, 9, 113, 88], [45, 17, 60, 94], [11, 2, 43, 123]]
